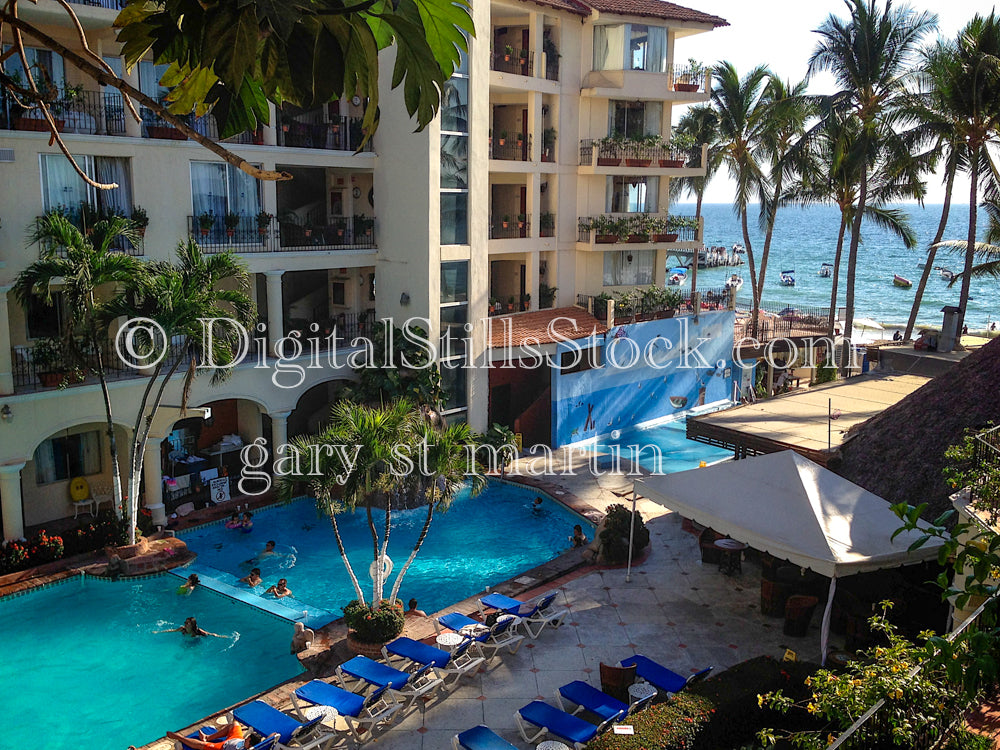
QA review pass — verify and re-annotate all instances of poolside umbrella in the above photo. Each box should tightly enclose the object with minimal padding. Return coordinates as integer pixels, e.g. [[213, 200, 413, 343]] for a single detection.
[[853, 318, 884, 331]]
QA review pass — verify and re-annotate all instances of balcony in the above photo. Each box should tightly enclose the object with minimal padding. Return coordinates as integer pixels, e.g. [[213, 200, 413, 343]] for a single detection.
[[582, 63, 712, 99], [188, 215, 279, 253], [490, 214, 531, 240], [490, 49, 534, 77], [577, 214, 701, 245], [2, 89, 126, 136], [278, 215, 376, 250], [490, 134, 531, 162], [141, 108, 262, 144], [578, 139, 695, 172], [276, 110, 371, 152], [67, 0, 123, 7]]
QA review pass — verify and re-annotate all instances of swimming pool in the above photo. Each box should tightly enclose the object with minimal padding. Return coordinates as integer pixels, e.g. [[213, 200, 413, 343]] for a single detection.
[[0, 576, 302, 750], [589, 417, 732, 473], [180, 481, 592, 621]]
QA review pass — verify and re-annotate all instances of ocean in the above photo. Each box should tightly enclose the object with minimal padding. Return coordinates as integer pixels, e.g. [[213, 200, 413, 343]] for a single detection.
[[680, 203, 1000, 331]]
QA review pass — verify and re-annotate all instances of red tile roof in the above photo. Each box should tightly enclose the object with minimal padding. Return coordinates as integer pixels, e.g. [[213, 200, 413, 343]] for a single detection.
[[489, 307, 608, 348], [527, 0, 591, 15], [580, 0, 728, 26]]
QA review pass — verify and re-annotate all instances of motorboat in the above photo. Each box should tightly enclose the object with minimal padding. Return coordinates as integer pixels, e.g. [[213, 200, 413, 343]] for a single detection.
[[939, 267, 955, 281], [667, 267, 688, 286], [819, 263, 833, 278], [779, 270, 795, 287], [724, 273, 744, 292], [893, 274, 912, 288]]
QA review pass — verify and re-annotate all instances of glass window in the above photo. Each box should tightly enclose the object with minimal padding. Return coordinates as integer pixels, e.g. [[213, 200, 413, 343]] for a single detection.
[[441, 78, 469, 133], [34, 430, 102, 484], [629, 25, 649, 71], [593, 25, 625, 71], [647, 27, 668, 73], [440, 363, 468, 411], [26, 292, 66, 340], [610, 100, 662, 138], [440, 305, 468, 359], [594, 24, 666, 72], [440, 192, 468, 245], [138, 61, 170, 102], [607, 176, 659, 213], [603, 249, 655, 286], [41, 154, 133, 218], [191, 161, 262, 219], [440, 261, 469, 303], [441, 135, 468, 189], [4, 46, 65, 89]]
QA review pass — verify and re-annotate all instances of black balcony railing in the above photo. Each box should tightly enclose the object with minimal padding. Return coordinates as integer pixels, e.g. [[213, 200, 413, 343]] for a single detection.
[[141, 108, 261, 144], [67, 0, 124, 8], [490, 134, 531, 161], [490, 214, 530, 240], [577, 214, 698, 244], [539, 213, 555, 238], [276, 111, 372, 151], [285, 310, 377, 348], [188, 215, 279, 253], [491, 49, 534, 76], [578, 138, 689, 168], [279, 215, 376, 250], [545, 57, 559, 81], [666, 63, 710, 94], [35, 207, 143, 256], [1, 89, 126, 136]]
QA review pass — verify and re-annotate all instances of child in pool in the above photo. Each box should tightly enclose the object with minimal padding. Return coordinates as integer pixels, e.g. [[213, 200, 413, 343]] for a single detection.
[[156, 616, 225, 638], [225, 512, 241, 529], [177, 573, 199, 595], [240, 511, 254, 533]]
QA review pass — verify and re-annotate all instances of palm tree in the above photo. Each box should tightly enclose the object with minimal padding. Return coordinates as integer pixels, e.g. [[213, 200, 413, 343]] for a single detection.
[[809, 0, 936, 367], [103, 241, 254, 543], [940, 194, 1000, 287], [670, 104, 723, 223], [712, 61, 773, 335], [918, 14, 1000, 335], [13, 213, 142, 519]]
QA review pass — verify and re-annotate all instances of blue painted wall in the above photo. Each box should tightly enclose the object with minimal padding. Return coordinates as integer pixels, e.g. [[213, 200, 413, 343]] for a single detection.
[[551, 311, 737, 447]]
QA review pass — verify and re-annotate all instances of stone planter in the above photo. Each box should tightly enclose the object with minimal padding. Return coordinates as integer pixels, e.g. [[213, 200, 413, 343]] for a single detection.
[[346, 632, 395, 659], [659, 159, 685, 168], [110, 538, 150, 560], [673, 82, 699, 92], [653, 233, 679, 243], [625, 158, 652, 168], [596, 157, 622, 167], [595, 234, 618, 244], [16, 117, 64, 132]]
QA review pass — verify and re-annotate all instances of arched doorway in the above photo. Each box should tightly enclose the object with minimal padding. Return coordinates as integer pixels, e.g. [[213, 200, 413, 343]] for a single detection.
[[288, 379, 350, 438]]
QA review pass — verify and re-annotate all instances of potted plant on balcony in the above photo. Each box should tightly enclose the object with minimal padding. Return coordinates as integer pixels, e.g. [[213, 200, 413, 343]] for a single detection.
[[665, 215, 688, 241], [224, 211, 240, 238], [303, 217, 313, 238], [542, 127, 557, 162], [591, 215, 622, 244], [614, 289, 638, 322], [515, 133, 524, 148], [627, 213, 653, 243], [333, 217, 347, 239], [31, 337, 72, 388], [674, 59, 706, 92], [624, 135, 654, 168], [507, 295, 515, 313], [540, 211, 555, 237], [501, 214, 510, 230], [131, 205, 150, 237], [596, 135, 624, 167], [650, 216, 677, 243], [539, 283, 557, 309], [197, 212, 215, 237], [593, 292, 612, 321], [660, 131, 692, 168], [498, 130, 507, 147], [355, 214, 374, 238], [503, 44, 514, 62], [661, 287, 684, 318], [255, 211, 273, 236], [516, 213, 526, 230]]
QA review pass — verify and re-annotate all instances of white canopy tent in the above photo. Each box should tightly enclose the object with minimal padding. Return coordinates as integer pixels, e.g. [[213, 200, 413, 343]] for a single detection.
[[634, 450, 945, 663]]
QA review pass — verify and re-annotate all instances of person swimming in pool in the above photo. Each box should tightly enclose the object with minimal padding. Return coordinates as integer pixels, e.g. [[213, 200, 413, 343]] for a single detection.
[[240, 568, 262, 587], [177, 573, 199, 595], [166, 721, 269, 750], [225, 512, 242, 529], [240, 511, 254, 533], [265, 578, 293, 599], [259, 540, 277, 557], [569, 524, 588, 548], [156, 617, 226, 638]]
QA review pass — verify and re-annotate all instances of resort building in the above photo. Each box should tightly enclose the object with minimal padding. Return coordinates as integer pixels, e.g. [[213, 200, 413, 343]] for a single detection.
[[0, 0, 727, 540]]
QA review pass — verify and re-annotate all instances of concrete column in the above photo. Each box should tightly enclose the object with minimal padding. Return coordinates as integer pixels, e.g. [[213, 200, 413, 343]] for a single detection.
[[527, 173, 541, 239], [0, 289, 13, 395], [653, 249, 667, 287], [142, 443, 167, 527], [525, 251, 540, 312], [263, 102, 278, 146], [529, 11, 543, 79], [264, 270, 284, 355], [122, 66, 142, 139], [0, 462, 25, 541], [269, 411, 291, 474], [527, 92, 543, 163]]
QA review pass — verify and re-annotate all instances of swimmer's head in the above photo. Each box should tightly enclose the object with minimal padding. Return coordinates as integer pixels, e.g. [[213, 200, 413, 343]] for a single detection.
[[533, 497, 543, 506], [187, 574, 200, 585], [408, 598, 419, 610], [242, 511, 253, 521], [266, 540, 276, 551], [251, 568, 261, 576], [184, 617, 197, 630], [277, 578, 288, 587], [230, 512, 238, 520]]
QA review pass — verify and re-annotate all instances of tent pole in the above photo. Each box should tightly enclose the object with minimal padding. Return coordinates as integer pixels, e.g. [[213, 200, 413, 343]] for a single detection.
[[821, 576, 837, 666], [625, 489, 637, 583]]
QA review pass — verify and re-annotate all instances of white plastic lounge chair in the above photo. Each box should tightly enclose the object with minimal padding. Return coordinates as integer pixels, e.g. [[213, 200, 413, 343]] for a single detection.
[[232, 700, 334, 750], [382, 636, 484, 683], [336, 655, 443, 706], [291, 679, 401, 743]]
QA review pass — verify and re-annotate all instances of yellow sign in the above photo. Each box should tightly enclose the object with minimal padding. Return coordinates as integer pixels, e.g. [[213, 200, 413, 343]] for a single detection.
[[783, 649, 798, 663]]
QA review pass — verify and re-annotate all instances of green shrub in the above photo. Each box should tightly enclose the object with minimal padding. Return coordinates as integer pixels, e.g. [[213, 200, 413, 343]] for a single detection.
[[600, 503, 650, 564], [586, 693, 714, 750], [343, 599, 405, 643]]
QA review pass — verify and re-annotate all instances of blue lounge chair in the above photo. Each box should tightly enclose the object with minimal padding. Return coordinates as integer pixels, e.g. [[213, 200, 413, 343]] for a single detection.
[[382, 636, 484, 682], [291, 679, 401, 743], [451, 725, 518, 750], [515, 700, 600, 749], [435, 613, 524, 657], [336, 655, 442, 705], [177, 727, 279, 750], [553, 681, 629, 731], [618, 655, 713, 695], [479, 591, 568, 639], [232, 700, 333, 749]]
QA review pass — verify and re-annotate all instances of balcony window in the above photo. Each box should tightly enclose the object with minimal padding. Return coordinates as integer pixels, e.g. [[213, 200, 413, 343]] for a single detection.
[[441, 135, 468, 189], [441, 261, 469, 303], [594, 24, 668, 73], [191, 161, 262, 222], [610, 100, 662, 139], [604, 249, 655, 286], [440, 260, 468, 411], [26, 292, 67, 340], [41, 154, 133, 218], [607, 176, 659, 213], [441, 46, 469, 245], [4, 46, 65, 88], [35, 430, 102, 485], [441, 78, 469, 132]]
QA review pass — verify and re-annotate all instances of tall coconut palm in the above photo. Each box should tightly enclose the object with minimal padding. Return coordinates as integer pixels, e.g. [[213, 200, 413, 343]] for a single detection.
[[940, 195, 1000, 288], [13, 213, 142, 520], [103, 241, 254, 543], [712, 61, 773, 336], [918, 14, 1000, 335], [809, 0, 936, 367], [669, 104, 723, 223]]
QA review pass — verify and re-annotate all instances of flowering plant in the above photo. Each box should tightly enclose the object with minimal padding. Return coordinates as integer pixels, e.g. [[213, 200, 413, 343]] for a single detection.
[[343, 599, 405, 643]]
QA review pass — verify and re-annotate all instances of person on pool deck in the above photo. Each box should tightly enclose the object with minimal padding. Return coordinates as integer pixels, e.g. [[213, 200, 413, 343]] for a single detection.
[[291, 621, 315, 654], [405, 598, 427, 617], [166, 721, 264, 750], [225, 512, 242, 529], [265, 578, 293, 598], [569, 524, 588, 548], [240, 511, 254, 533], [156, 617, 225, 638], [177, 573, 200, 595], [240, 568, 262, 587]]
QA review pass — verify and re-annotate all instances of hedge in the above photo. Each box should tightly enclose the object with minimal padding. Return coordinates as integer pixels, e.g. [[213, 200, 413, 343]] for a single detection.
[[586, 693, 714, 750]]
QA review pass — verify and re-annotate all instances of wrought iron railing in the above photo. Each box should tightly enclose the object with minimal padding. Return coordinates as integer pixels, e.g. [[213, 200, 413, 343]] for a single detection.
[[971, 425, 1000, 513], [490, 214, 530, 240], [577, 214, 698, 243], [188, 215, 279, 253], [67, 0, 124, 8], [1, 89, 126, 135], [490, 134, 532, 161], [276, 111, 371, 151], [285, 310, 377, 348], [666, 63, 711, 94], [279, 215, 376, 250], [539, 213, 555, 238], [141, 108, 260, 144], [490, 49, 534, 76], [578, 138, 688, 168]]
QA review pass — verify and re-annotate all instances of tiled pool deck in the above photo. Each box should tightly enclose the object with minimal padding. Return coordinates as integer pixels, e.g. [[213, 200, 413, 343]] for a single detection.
[[141, 453, 824, 749]]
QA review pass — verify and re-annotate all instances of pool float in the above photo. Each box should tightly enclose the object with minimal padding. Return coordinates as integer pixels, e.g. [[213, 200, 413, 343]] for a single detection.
[[669, 396, 688, 409], [369, 554, 393, 580]]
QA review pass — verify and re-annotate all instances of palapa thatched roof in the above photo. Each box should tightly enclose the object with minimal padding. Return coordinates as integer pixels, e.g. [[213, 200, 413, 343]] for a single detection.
[[831, 337, 1000, 519]]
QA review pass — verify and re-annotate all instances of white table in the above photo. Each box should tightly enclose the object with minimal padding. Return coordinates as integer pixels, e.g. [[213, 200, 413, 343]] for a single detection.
[[628, 681, 657, 704], [537, 741, 571, 750], [435, 632, 466, 652], [302, 704, 339, 728]]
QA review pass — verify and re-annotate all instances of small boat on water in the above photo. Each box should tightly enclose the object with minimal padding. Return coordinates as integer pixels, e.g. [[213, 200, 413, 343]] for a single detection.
[[819, 263, 833, 278], [779, 270, 795, 287], [732, 243, 745, 254], [724, 273, 744, 291], [667, 267, 688, 286], [939, 267, 955, 281], [893, 274, 912, 288]]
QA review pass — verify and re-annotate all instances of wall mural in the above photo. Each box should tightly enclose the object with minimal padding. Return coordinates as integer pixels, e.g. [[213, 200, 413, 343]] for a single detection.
[[550, 311, 737, 447]]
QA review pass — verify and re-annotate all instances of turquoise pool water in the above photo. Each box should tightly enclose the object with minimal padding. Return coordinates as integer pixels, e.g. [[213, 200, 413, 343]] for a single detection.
[[181, 481, 592, 620], [590, 417, 732, 473], [0, 576, 301, 750]]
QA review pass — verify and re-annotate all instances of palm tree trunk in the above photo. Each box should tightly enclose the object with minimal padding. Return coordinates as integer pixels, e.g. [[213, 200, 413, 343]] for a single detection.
[[904, 166, 955, 341], [388, 488, 436, 605], [841, 168, 868, 374], [85, 295, 123, 519], [828, 213, 848, 337], [365, 501, 379, 601], [741, 210, 760, 338], [330, 511, 365, 604], [757, 179, 782, 308], [956, 155, 979, 338], [375, 497, 391, 602]]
